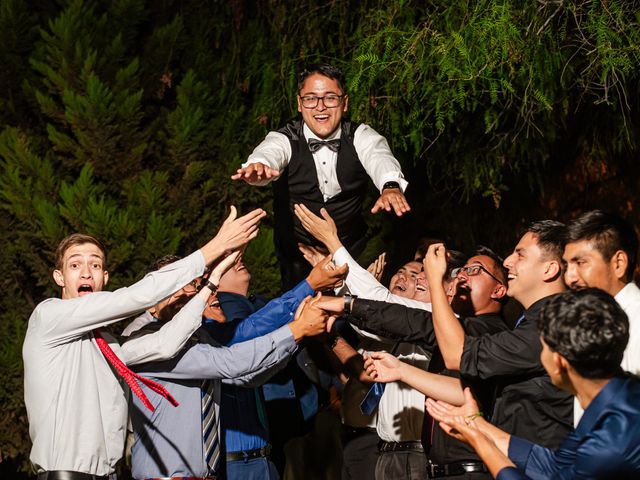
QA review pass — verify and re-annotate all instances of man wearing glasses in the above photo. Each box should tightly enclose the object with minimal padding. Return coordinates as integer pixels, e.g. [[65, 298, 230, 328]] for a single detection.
[[232, 62, 410, 290]]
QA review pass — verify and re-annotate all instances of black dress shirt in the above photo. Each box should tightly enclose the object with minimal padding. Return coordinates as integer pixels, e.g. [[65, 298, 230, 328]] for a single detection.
[[350, 296, 574, 451], [460, 295, 573, 449], [349, 300, 509, 468]]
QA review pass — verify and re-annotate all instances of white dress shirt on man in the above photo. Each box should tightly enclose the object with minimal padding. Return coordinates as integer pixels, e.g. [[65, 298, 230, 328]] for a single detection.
[[244, 123, 408, 198]]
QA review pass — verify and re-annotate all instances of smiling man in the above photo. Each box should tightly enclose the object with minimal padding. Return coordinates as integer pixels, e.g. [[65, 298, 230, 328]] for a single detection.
[[232, 62, 410, 290], [563, 210, 640, 375]]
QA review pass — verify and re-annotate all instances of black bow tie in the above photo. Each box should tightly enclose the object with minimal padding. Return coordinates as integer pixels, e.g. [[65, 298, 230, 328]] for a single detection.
[[308, 138, 341, 153]]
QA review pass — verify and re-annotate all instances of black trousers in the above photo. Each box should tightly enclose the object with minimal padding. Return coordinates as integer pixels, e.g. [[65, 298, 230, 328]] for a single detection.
[[341, 428, 380, 480]]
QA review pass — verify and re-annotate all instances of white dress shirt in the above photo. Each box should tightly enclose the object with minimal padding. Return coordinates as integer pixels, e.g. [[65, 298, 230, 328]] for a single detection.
[[244, 123, 408, 200], [23, 251, 206, 475], [332, 247, 430, 442], [573, 281, 640, 426], [616, 282, 640, 374], [333, 246, 433, 311]]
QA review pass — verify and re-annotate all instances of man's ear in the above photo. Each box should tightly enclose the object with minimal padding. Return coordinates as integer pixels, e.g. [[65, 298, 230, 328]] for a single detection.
[[491, 283, 507, 300], [297, 95, 302, 113], [53, 269, 65, 288], [552, 351, 567, 375], [542, 260, 561, 282], [611, 250, 629, 282], [103, 270, 109, 286], [342, 94, 349, 113]]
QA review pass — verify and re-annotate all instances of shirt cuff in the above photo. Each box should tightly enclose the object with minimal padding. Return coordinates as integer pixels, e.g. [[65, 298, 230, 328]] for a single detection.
[[496, 466, 526, 480], [189, 249, 207, 276], [274, 324, 298, 352], [294, 279, 315, 297], [332, 246, 350, 266], [378, 172, 409, 193], [508, 435, 535, 470]]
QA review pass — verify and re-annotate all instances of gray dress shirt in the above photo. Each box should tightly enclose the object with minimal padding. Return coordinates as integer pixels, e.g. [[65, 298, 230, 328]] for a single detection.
[[23, 251, 206, 475], [129, 325, 297, 479]]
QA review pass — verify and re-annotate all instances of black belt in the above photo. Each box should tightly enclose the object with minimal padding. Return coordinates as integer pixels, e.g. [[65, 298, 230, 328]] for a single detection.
[[428, 461, 488, 478], [226, 444, 271, 462], [378, 440, 424, 453], [37, 472, 109, 480]]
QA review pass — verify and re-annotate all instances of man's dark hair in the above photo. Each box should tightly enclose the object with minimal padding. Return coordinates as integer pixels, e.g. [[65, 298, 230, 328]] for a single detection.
[[538, 288, 628, 379], [527, 220, 566, 262], [474, 245, 508, 285], [297, 63, 347, 94], [147, 254, 182, 274], [445, 250, 468, 279], [566, 210, 638, 282]]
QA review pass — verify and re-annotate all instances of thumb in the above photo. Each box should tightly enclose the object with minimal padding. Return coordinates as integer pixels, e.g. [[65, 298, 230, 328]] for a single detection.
[[320, 207, 334, 223], [224, 205, 238, 224]]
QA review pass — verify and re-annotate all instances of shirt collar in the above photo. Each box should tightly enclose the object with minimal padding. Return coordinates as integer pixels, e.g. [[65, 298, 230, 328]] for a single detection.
[[615, 282, 640, 312], [575, 376, 626, 436], [303, 122, 341, 142]]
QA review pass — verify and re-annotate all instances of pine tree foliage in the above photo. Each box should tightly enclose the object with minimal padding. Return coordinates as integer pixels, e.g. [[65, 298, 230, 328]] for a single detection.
[[1, 0, 639, 472]]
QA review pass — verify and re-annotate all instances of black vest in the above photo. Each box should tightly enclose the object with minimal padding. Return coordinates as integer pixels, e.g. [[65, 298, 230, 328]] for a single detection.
[[272, 118, 369, 250]]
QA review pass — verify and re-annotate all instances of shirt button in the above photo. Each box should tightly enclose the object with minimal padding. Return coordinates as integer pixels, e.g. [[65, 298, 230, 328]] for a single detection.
[[324, 180, 328, 183], [322, 162, 326, 165]]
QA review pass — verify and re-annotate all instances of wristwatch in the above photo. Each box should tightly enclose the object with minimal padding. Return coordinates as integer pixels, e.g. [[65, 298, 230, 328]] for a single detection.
[[382, 181, 400, 191], [344, 292, 357, 314], [201, 279, 218, 294]]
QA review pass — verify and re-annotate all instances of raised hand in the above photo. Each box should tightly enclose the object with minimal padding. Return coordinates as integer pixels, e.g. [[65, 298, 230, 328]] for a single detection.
[[202, 206, 266, 263], [363, 351, 403, 383], [423, 242, 448, 285], [298, 243, 328, 267], [366, 252, 387, 281], [293, 204, 342, 253], [306, 256, 348, 292], [231, 162, 280, 184], [371, 188, 410, 216], [209, 250, 241, 285]]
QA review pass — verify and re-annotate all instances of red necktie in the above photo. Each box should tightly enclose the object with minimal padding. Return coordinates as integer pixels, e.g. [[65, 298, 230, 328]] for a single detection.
[[93, 330, 179, 412]]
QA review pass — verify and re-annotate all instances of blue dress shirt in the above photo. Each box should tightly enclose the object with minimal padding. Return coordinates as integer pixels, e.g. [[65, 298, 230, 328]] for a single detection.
[[206, 280, 312, 454], [497, 375, 640, 479]]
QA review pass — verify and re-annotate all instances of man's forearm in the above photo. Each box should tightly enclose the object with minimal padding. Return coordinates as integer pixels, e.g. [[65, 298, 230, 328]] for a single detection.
[[328, 337, 374, 384], [398, 362, 465, 405], [430, 283, 465, 370], [349, 298, 436, 349]]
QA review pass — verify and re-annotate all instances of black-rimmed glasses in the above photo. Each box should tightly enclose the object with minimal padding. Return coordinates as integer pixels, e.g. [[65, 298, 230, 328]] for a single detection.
[[451, 264, 504, 285], [299, 94, 344, 109]]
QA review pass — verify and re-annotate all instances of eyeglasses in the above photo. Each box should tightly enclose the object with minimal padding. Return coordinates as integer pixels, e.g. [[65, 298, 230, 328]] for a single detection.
[[299, 94, 343, 109], [451, 264, 504, 285]]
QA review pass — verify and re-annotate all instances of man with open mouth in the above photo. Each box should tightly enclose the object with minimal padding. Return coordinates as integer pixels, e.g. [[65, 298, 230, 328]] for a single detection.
[[232, 62, 410, 292], [22, 207, 266, 480]]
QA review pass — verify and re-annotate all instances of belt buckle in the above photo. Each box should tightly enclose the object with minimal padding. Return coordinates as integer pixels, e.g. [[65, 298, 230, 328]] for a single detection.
[[428, 463, 446, 478]]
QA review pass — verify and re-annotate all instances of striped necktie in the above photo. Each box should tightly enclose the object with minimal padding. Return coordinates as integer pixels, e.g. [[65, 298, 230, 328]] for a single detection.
[[201, 379, 220, 475]]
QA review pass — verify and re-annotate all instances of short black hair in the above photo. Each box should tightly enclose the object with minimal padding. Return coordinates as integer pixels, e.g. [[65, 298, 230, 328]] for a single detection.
[[538, 288, 628, 379], [566, 210, 638, 282], [445, 249, 468, 279], [474, 245, 508, 285], [527, 220, 566, 262], [297, 63, 346, 94], [147, 254, 182, 274]]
